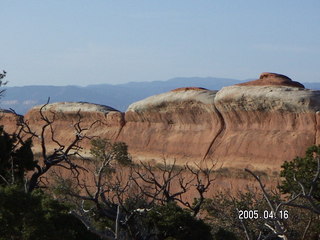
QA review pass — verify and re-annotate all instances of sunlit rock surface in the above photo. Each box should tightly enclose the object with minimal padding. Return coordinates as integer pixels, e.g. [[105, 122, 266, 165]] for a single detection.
[[1, 73, 320, 171]]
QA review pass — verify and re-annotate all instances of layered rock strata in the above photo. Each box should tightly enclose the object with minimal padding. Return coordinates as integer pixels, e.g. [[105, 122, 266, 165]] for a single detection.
[[1, 73, 320, 171], [210, 79, 320, 170], [24, 102, 124, 155], [117, 87, 220, 164], [118, 73, 320, 170]]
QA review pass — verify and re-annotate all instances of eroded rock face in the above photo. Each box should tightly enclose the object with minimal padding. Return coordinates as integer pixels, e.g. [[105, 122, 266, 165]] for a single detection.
[[1, 73, 319, 171], [0, 110, 22, 133], [118, 73, 320, 170], [208, 84, 320, 170], [24, 102, 124, 155], [204, 73, 319, 170], [117, 88, 220, 164]]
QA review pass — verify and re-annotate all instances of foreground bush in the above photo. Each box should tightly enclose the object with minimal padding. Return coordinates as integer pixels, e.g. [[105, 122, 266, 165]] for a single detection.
[[0, 185, 98, 240]]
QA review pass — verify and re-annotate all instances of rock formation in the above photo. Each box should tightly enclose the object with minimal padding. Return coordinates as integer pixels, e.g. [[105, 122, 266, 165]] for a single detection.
[[117, 87, 220, 164], [209, 73, 320, 170], [237, 72, 305, 88], [0, 109, 22, 133], [1, 73, 320, 171], [23, 102, 124, 155]]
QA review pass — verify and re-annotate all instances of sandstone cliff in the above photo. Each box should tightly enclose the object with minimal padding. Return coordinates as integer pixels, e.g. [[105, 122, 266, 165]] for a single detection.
[[117, 87, 220, 164], [209, 73, 320, 170], [23, 102, 124, 155], [0, 110, 22, 133], [1, 73, 320, 171], [117, 73, 320, 170]]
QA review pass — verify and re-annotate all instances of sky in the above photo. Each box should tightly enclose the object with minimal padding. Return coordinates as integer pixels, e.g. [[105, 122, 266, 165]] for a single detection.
[[1, 0, 320, 86]]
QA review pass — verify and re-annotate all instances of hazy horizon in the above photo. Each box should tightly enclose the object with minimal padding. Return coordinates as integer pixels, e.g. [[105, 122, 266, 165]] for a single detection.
[[3, 75, 244, 88], [1, 1, 320, 86]]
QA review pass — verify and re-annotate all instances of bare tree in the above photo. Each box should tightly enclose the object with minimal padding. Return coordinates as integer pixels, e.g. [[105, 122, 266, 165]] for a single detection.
[[131, 159, 215, 216], [244, 161, 320, 240], [51, 144, 215, 240], [244, 169, 289, 240], [11, 100, 99, 192], [51, 138, 135, 239]]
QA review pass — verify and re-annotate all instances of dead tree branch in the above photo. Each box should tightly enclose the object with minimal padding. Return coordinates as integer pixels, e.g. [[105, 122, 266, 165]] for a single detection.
[[11, 100, 98, 192]]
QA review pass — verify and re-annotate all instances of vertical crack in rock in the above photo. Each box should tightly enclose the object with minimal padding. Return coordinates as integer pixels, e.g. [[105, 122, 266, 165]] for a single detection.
[[115, 123, 124, 141], [202, 105, 226, 160], [115, 113, 126, 141]]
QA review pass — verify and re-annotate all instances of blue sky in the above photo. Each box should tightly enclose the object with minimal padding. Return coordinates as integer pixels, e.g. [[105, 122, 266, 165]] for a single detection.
[[1, 0, 320, 86]]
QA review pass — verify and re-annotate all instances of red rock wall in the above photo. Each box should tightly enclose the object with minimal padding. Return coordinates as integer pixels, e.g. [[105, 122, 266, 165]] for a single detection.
[[206, 109, 317, 170], [1, 73, 320, 171], [117, 102, 221, 164], [0, 111, 21, 133], [23, 104, 124, 156]]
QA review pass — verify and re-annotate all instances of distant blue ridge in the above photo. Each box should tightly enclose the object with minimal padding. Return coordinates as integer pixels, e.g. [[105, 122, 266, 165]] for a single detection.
[[1, 77, 318, 115]]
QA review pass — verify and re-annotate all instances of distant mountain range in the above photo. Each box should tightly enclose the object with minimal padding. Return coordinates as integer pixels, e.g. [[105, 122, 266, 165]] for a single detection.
[[1, 77, 320, 114]]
